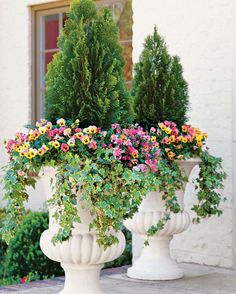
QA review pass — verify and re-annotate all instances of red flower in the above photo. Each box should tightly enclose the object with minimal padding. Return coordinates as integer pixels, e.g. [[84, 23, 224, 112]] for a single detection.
[[20, 277, 27, 284]]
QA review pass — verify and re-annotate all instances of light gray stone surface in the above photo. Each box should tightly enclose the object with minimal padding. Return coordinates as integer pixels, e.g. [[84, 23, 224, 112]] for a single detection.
[[1, 263, 236, 294]]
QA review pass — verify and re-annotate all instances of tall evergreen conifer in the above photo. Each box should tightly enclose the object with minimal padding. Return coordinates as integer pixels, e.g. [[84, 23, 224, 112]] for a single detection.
[[45, 0, 132, 128], [133, 27, 189, 129]]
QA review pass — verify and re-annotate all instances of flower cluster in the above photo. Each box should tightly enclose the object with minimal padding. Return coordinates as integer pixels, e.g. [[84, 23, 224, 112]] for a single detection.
[[149, 120, 208, 160], [5, 119, 161, 174]]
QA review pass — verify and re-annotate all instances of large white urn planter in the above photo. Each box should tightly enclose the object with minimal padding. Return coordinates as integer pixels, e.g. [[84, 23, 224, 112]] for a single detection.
[[39, 168, 125, 294], [124, 158, 200, 281]]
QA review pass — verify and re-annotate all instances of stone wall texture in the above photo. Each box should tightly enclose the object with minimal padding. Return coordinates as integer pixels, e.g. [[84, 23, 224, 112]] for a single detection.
[[0, 0, 235, 267]]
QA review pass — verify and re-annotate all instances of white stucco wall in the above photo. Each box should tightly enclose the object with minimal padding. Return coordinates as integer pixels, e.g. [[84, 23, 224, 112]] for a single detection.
[[0, 0, 235, 269], [0, 0, 59, 209], [132, 0, 236, 268]]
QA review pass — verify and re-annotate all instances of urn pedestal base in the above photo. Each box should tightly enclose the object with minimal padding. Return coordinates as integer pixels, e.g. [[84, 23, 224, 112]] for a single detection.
[[58, 264, 104, 294], [127, 237, 183, 280]]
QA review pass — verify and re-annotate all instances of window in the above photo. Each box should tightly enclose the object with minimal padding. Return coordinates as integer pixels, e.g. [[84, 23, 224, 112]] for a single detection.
[[32, 0, 133, 122]]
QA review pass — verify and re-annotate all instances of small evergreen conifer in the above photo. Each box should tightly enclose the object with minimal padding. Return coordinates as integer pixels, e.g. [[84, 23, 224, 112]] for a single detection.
[[45, 0, 132, 128], [133, 26, 189, 129]]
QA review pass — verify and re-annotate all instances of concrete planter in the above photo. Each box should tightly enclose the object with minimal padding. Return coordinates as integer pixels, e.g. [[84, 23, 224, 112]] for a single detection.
[[39, 168, 125, 294], [124, 158, 200, 281]]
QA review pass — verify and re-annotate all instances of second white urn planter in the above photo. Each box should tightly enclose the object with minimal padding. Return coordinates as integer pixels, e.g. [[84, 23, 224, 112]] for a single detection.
[[124, 158, 200, 281], [39, 168, 125, 294]]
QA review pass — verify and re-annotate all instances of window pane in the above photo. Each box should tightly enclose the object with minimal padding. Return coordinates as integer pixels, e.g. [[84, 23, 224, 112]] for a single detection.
[[45, 14, 59, 50]]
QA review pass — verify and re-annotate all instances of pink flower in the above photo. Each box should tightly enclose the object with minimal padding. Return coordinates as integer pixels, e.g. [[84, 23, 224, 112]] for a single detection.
[[164, 120, 171, 127], [133, 164, 148, 173], [89, 139, 97, 150], [123, 139, 132, 146], [113, 147, 123, 159], [17, 170, 25, 176], [75, 128, 82, 133], [145, 159, 158, 173], [61, 143, 69, 152], [59, 127, 66, 134], [111, 134, 118, 143], [112, 124, 121, 133], [53, 129, 59, 136], [48, 130, 54, 137], [150, 127, 156, 133], [161, 137, 169, 144], [122, 155, 131, 161]]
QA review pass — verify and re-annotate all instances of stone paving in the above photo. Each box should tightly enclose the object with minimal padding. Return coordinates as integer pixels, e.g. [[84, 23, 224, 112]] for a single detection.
[[1, 263, 236, 293]]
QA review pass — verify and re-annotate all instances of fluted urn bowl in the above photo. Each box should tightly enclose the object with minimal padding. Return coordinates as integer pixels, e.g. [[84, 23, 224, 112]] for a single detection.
[[39, 168, 125, 294]]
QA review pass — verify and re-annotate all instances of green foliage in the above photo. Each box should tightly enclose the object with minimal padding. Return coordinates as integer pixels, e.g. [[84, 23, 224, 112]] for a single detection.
[[1, 212, 63, 281], [45, 0, 132, 128], [0, 208, 7, 271], [146, 160, 186, 241], [104, 227, 132, 268], [133, 26, 189, 129], [192, 150, 227, 221]]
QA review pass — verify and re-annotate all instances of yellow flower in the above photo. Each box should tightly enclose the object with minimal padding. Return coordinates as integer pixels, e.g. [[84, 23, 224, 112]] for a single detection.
[[38, 149, 44, 156], [169, 135, 176, 143], [53, 141, 60, 148], [181, 137, 188, 143], [151, 136, 156, 142], [39, 126, 46, 135], [195, 134, 203, 141], [121, 134, 127, 142], [29, 148, 38, 158], [165, 128, 171, 135], [40, 119, 47, 125], [203, 133, 208, 139], [64, 128, 72, 136], [36, 121, 41, 128], [25, 153, 33, 159], [46, 122, 52, 131], [15, 146, 21, 152], [83, 128, 90, 134], [82, 135, 90, 144], [68, 139, 75, 147], [89, 126, 97, 134], [132, 151, 139, 158], [75, 132, 83, 139], [42, 144, 49, 151], [197, 141, 203, 147], [49, 141, 54, 146], [168, 151, 175, 159], [159, 123, 166, 131], [22, 143, 29, 149], [57, 118, 66, 127], [182, 126, 188, 132]]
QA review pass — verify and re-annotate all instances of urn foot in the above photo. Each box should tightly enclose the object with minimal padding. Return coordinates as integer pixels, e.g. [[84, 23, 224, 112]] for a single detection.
[[127, 237, 183, 281], [58, 264, 105, 294]]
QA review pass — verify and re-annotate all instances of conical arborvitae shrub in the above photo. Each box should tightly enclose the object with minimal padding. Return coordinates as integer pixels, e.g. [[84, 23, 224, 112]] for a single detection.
[[133, 26, 189, 130], [45, 0, 132, 128]]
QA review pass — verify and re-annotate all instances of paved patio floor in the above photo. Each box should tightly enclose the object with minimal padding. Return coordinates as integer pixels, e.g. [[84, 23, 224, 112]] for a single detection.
[[1, 263, 236, 294]]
